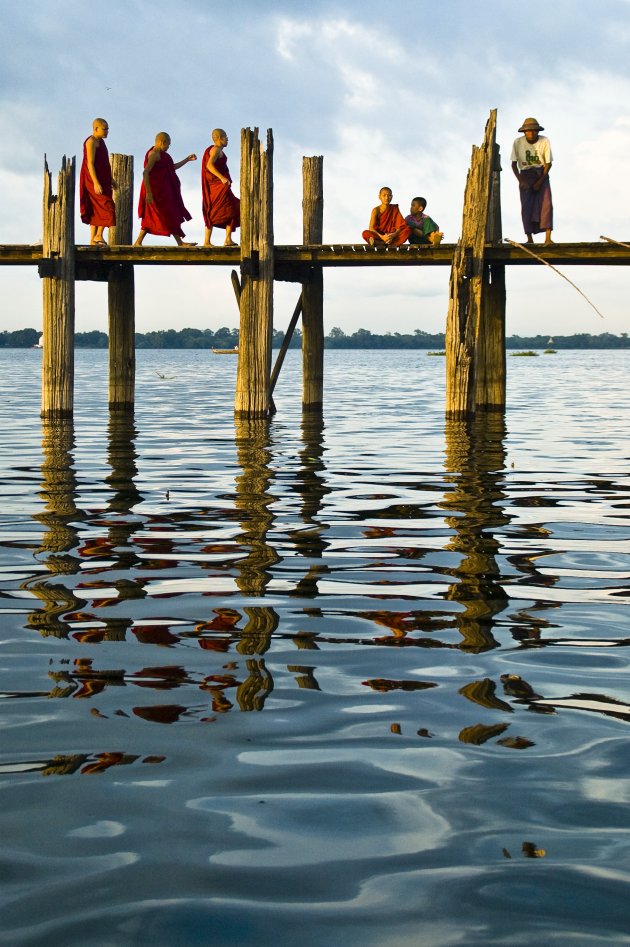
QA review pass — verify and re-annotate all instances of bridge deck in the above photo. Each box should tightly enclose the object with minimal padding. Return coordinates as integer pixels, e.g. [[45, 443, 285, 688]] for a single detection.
[[2, 241, 630, 268]]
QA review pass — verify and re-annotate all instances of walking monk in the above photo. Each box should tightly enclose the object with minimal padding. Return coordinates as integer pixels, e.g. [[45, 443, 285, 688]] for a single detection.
[[134, 132, 197, 246], [362, 187, 411, 246], [80, 118, 116, 246], [202, 129, 240, 246]]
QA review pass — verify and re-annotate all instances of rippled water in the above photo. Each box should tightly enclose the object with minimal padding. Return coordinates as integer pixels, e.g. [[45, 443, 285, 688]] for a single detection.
[[1, 346, 630, 945]]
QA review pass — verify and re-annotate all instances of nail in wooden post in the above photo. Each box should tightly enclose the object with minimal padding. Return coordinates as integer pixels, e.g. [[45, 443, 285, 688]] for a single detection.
[[446, 110, 504, 417], [301, 156, 324, 410], [108, 154, 135, 411], [41, 156, 76, 418], [235, 128, 274, 418]]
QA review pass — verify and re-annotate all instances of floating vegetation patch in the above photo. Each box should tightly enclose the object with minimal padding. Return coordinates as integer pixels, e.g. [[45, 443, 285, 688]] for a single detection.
[[427, 350, 446, 356], [510, 351, 539, 357], [544, 349, 557, 354]]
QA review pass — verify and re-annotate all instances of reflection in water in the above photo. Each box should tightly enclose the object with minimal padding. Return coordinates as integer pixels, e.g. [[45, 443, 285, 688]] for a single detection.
[[441, 414, 510, 652], [232, 418, 278, 705], [24, 419, 83, 637], [291, 410, 330, 598]]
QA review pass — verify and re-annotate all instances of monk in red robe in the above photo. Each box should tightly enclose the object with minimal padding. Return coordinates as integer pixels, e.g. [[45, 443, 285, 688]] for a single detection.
[[362, 187, 411, 246], [79, 118, 116, 246], [202, 128, 240, 246], [134, 132, 197, 246]]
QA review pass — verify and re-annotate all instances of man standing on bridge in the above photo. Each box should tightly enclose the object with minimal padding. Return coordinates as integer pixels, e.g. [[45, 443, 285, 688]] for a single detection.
[[511, 117, 553, 244]]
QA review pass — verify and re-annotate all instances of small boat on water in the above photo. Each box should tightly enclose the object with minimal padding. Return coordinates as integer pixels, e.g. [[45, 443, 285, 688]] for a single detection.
[[212, 346, 238, 355]]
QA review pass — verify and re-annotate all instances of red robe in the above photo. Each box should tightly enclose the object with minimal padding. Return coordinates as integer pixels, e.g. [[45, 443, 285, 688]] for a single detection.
[[201, 147, 240, 230], [138, 149, 192, 237], [79, 137, 116, 226], [362, 204, 411, 246]]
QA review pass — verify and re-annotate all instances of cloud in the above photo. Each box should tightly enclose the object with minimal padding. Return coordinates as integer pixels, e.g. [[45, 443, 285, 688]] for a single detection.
[[1, 0, 630, 335]]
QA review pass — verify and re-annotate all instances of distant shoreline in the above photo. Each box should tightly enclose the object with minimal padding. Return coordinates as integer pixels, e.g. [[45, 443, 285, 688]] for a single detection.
[[2, 329, 630, 351]]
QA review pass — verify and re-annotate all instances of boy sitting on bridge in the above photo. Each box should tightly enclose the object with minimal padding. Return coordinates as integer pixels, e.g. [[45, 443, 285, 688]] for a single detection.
[[405, 197, 443, 245], [362, 187, 411, 246]]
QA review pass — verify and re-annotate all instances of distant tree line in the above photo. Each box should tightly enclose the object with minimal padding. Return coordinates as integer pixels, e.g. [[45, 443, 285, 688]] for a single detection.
[[2, 327, 630, 350]]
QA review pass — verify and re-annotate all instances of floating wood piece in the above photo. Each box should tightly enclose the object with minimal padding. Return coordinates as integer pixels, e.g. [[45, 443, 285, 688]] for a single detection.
[[41, 156, 75, 418], [235, 128, 274, 417], [108, 154, 135, 410], [302, 156, 324, 410], [446, 109, 505, 416]]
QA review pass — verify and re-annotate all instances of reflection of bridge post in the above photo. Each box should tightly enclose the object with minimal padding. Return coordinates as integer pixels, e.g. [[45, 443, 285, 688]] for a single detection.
[[291, 408, 329, 599], [103, 410, 144, 641], [233, 419, 278, 711], [24, 419, 82, 638], [441, 414, 509, 652]]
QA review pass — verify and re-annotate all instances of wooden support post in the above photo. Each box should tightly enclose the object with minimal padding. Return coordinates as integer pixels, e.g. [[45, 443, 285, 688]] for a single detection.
[[270, 293, 303, 398], [301, 156, 324, 410], [235, 128, 274, 418], [477, 137, 506, 409], [230, 268, 241, 306], [445, 110, 506, 416], [41, 156, 75, 418], [108, 154, 135, 411]]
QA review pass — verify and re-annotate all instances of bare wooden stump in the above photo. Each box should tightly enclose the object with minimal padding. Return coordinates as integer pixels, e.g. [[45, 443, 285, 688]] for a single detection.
[[235, 128, 274, 417], [301, 156, 324, 410], [41, 157, 75, 418], [445, 110, 505, 416], [108, 154, 135, 410]]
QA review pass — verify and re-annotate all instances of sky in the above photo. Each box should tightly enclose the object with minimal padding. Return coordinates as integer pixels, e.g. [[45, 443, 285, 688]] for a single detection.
[[1, 0, 630, 337]]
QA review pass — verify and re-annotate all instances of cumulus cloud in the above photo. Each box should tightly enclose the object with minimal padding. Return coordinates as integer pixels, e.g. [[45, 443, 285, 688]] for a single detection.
[[1, 0, 630, 335]]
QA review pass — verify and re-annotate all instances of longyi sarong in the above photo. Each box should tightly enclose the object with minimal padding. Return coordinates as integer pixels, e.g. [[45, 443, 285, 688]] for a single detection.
[[519, 167, 553, 235]]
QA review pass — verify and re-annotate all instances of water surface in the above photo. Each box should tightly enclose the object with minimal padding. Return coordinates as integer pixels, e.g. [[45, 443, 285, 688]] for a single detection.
[[1, 347, 630, 945]]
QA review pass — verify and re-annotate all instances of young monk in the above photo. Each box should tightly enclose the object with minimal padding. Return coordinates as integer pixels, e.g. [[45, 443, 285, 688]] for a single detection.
[[79, 118, 116, 246], [405, 197, 444, 246], [202, 128, 240, 246], [362, 187, 411, 246], [134, 133, 197, 246]]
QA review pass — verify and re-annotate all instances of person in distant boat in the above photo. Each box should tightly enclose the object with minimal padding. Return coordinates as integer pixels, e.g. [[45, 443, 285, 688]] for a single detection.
[[511, 117, 553, 244], [405, 197, 443, 245], [202, 128, 240, 247], [362, 187, 412, 246], [79, 117, 116, 246], [134, 132, 197, 246]]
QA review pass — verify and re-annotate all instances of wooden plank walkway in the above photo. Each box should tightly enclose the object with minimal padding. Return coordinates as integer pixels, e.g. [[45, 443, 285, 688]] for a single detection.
[[2, 241, 630, 269]]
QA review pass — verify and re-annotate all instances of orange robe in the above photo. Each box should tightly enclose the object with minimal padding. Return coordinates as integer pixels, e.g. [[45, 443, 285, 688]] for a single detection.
[[79, 138, 115, 227], [201, 147, 240, 230], [362, 204, 411, 246], [138, 149, 192, 238]]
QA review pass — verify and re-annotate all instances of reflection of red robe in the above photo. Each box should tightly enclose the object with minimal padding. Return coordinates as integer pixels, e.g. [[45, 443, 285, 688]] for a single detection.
[[138, 149, 192, 237], [80, 137, 116, 226], [201, 147, 240, 230], [362, 204, 411, 245]]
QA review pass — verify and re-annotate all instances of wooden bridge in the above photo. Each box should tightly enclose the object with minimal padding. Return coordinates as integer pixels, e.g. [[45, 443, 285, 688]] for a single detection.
[[2, 111, 629, 419]]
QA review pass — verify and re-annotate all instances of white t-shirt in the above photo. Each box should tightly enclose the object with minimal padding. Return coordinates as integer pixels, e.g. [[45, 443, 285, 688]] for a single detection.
[[510, 135, 552, 170]]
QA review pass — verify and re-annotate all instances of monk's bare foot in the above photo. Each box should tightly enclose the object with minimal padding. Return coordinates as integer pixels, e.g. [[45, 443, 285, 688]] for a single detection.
[[91, 239, 107, 247], [368, 237, 375, 246], [133, 240, 143, 247], [177, 241, 197, 247], [224, 240, 238, 247], [203, 242, 215, 247], [544, 238, 554, 245]]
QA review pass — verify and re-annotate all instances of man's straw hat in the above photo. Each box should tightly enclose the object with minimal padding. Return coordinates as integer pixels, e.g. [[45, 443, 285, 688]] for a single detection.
[[518, 117, 544, 132]]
